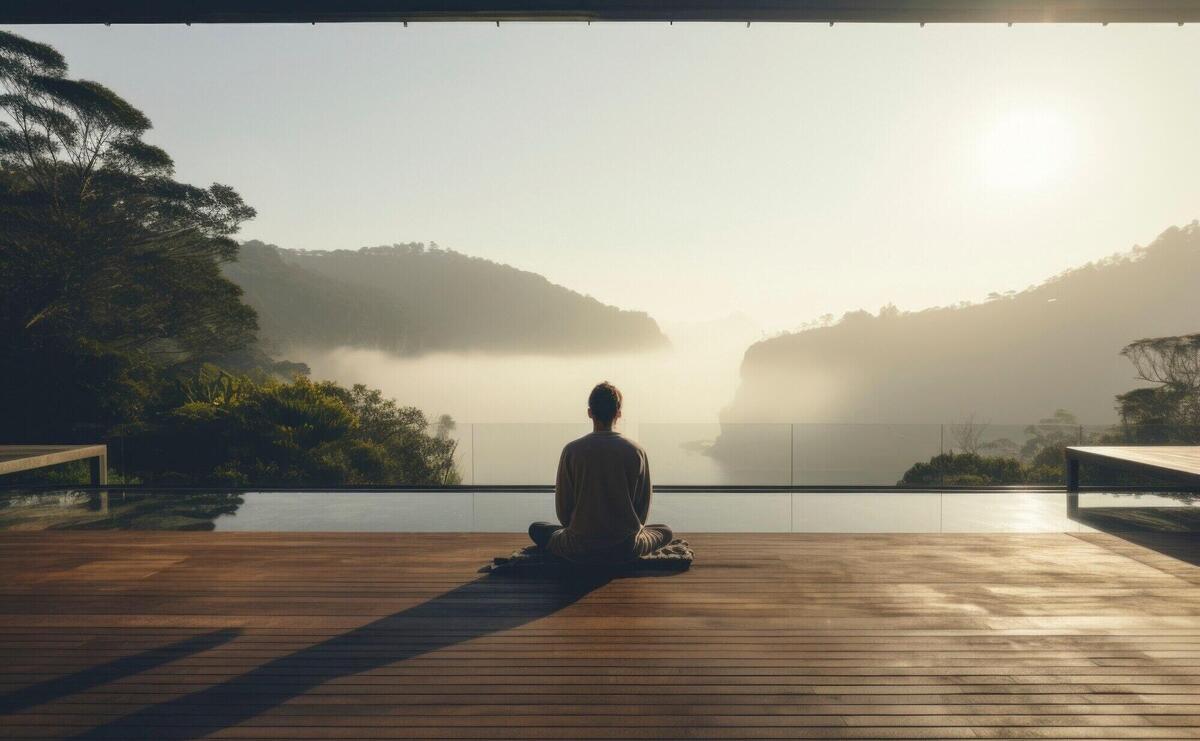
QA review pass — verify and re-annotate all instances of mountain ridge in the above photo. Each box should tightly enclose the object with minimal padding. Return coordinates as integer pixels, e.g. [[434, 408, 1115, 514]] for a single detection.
[[225, 240, 669, 357], [721, 222, 1200, 425]]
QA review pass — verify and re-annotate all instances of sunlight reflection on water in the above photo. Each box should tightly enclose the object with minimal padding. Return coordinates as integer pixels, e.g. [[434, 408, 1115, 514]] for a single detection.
[[209, 490, 1195, 533]]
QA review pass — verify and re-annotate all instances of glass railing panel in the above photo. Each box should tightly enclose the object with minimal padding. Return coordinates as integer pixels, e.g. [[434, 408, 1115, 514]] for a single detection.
[[792, 491, 941, 532], [636, 423, 728, 486], [471, 423, 590, 484], [967, 423, 1047, 460], [699, 423, 793, 485], [443, 422, 475, 486], [793, 423, 943, 486], [1087, 424, 1200, 445], [951, 423, 1072, 483], [12, 423, 1199, 489], [1079, 424, 1116, 445]]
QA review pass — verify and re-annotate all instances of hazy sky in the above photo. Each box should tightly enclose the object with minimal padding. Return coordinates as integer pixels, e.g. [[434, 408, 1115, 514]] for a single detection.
[[9, 22, 1200, 329]]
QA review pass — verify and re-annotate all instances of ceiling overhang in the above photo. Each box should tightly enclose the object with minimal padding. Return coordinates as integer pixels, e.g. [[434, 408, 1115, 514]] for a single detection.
[[3, 1, 1199, 25]]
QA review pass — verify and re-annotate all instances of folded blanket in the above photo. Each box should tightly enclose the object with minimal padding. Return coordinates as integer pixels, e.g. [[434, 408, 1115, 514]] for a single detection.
[[485, 538, 693, 576]]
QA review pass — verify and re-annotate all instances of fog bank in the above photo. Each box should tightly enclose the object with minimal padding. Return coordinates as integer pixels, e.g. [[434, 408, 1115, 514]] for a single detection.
[[296, 315, 761, 425]]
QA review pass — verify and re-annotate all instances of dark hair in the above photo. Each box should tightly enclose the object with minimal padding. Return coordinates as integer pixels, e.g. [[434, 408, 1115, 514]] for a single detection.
[[588, 382, 622, 425]]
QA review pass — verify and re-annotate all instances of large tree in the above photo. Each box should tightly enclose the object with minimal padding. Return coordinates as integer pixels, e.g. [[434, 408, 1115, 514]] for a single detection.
[[0, 30, 257, 441], [1116, 334, 1200, 440], [0, 31, 461, 490]]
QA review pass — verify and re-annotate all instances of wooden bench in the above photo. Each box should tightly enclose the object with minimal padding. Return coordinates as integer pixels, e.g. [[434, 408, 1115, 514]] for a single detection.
[[1065, 446, 1200, 490], [1065, 445, 1200, 515], [0, 445, 108, 485]]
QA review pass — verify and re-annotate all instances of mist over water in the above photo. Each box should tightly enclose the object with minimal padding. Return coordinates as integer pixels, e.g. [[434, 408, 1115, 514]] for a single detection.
[[297, 315, 761, 425], [275, 227, 1200, 488], [293, 317, 762, 484]]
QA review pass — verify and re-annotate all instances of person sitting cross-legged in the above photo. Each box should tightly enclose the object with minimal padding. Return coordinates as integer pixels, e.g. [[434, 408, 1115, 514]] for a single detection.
[[528, 382, 674, 565]]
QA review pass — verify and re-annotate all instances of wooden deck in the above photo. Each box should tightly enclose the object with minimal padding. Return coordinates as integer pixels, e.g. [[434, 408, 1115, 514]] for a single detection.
[[1, 531, 1199, 739]]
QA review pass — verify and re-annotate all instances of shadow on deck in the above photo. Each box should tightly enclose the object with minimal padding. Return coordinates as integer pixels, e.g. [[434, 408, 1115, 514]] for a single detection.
[[1, 531, 1198, 739], [72, 574, 611, 739]]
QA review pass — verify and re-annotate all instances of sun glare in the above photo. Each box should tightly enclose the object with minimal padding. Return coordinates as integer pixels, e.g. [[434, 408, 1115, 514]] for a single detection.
[[977, 110, 1076, 190]]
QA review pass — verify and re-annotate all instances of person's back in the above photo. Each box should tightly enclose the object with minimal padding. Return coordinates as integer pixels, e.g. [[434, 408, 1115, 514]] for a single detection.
[[528, 382, 673, 564], [550, 430, 649, 562]]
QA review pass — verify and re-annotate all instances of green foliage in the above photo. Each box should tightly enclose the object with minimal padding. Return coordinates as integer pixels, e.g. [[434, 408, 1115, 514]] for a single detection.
[[1115, 334, 1200, 442], [1020, 409, 1080, 460], [1024, 443, 1070, 484], [899, 451, 1027, 486], [0, 30, 256, 443], [0, 459, 140, 487], [138, 375, 460, 486], [899, 329, 1200, 487], [0, 32, 461, 488], [177, 367, 246, 408]]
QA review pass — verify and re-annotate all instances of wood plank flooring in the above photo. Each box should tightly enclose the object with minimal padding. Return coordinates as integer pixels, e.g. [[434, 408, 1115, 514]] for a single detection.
[[0, 532, 1198, 739]]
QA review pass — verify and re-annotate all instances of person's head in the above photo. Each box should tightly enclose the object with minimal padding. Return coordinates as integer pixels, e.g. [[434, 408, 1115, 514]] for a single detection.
[[587, 381, 622, 429]]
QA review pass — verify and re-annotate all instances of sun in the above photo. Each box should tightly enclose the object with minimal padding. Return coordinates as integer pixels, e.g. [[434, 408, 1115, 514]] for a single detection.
[[977, 110, 1076, 190]]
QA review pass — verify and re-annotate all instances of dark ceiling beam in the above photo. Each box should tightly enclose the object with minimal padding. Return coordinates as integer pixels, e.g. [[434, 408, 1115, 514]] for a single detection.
[[3, 1, 1200, 25]]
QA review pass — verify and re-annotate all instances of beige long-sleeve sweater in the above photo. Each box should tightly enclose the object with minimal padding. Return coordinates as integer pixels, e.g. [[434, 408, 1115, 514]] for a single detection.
[[547, 431, 652, 564]]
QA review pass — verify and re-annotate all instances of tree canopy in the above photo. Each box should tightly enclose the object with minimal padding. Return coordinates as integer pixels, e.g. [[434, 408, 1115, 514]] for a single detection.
[[0, 30, 258, 441], [0, 31, 459, 487], [1116, 334, 1200, 441], [898, 337, 1200, 486]]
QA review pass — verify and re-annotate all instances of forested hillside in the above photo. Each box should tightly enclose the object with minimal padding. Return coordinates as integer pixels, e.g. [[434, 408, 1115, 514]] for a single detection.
[[722, 223, 1200, 425], [226, 241, 668, 356], [222, 242, 408, 354], [0, 30, 459, 487]]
